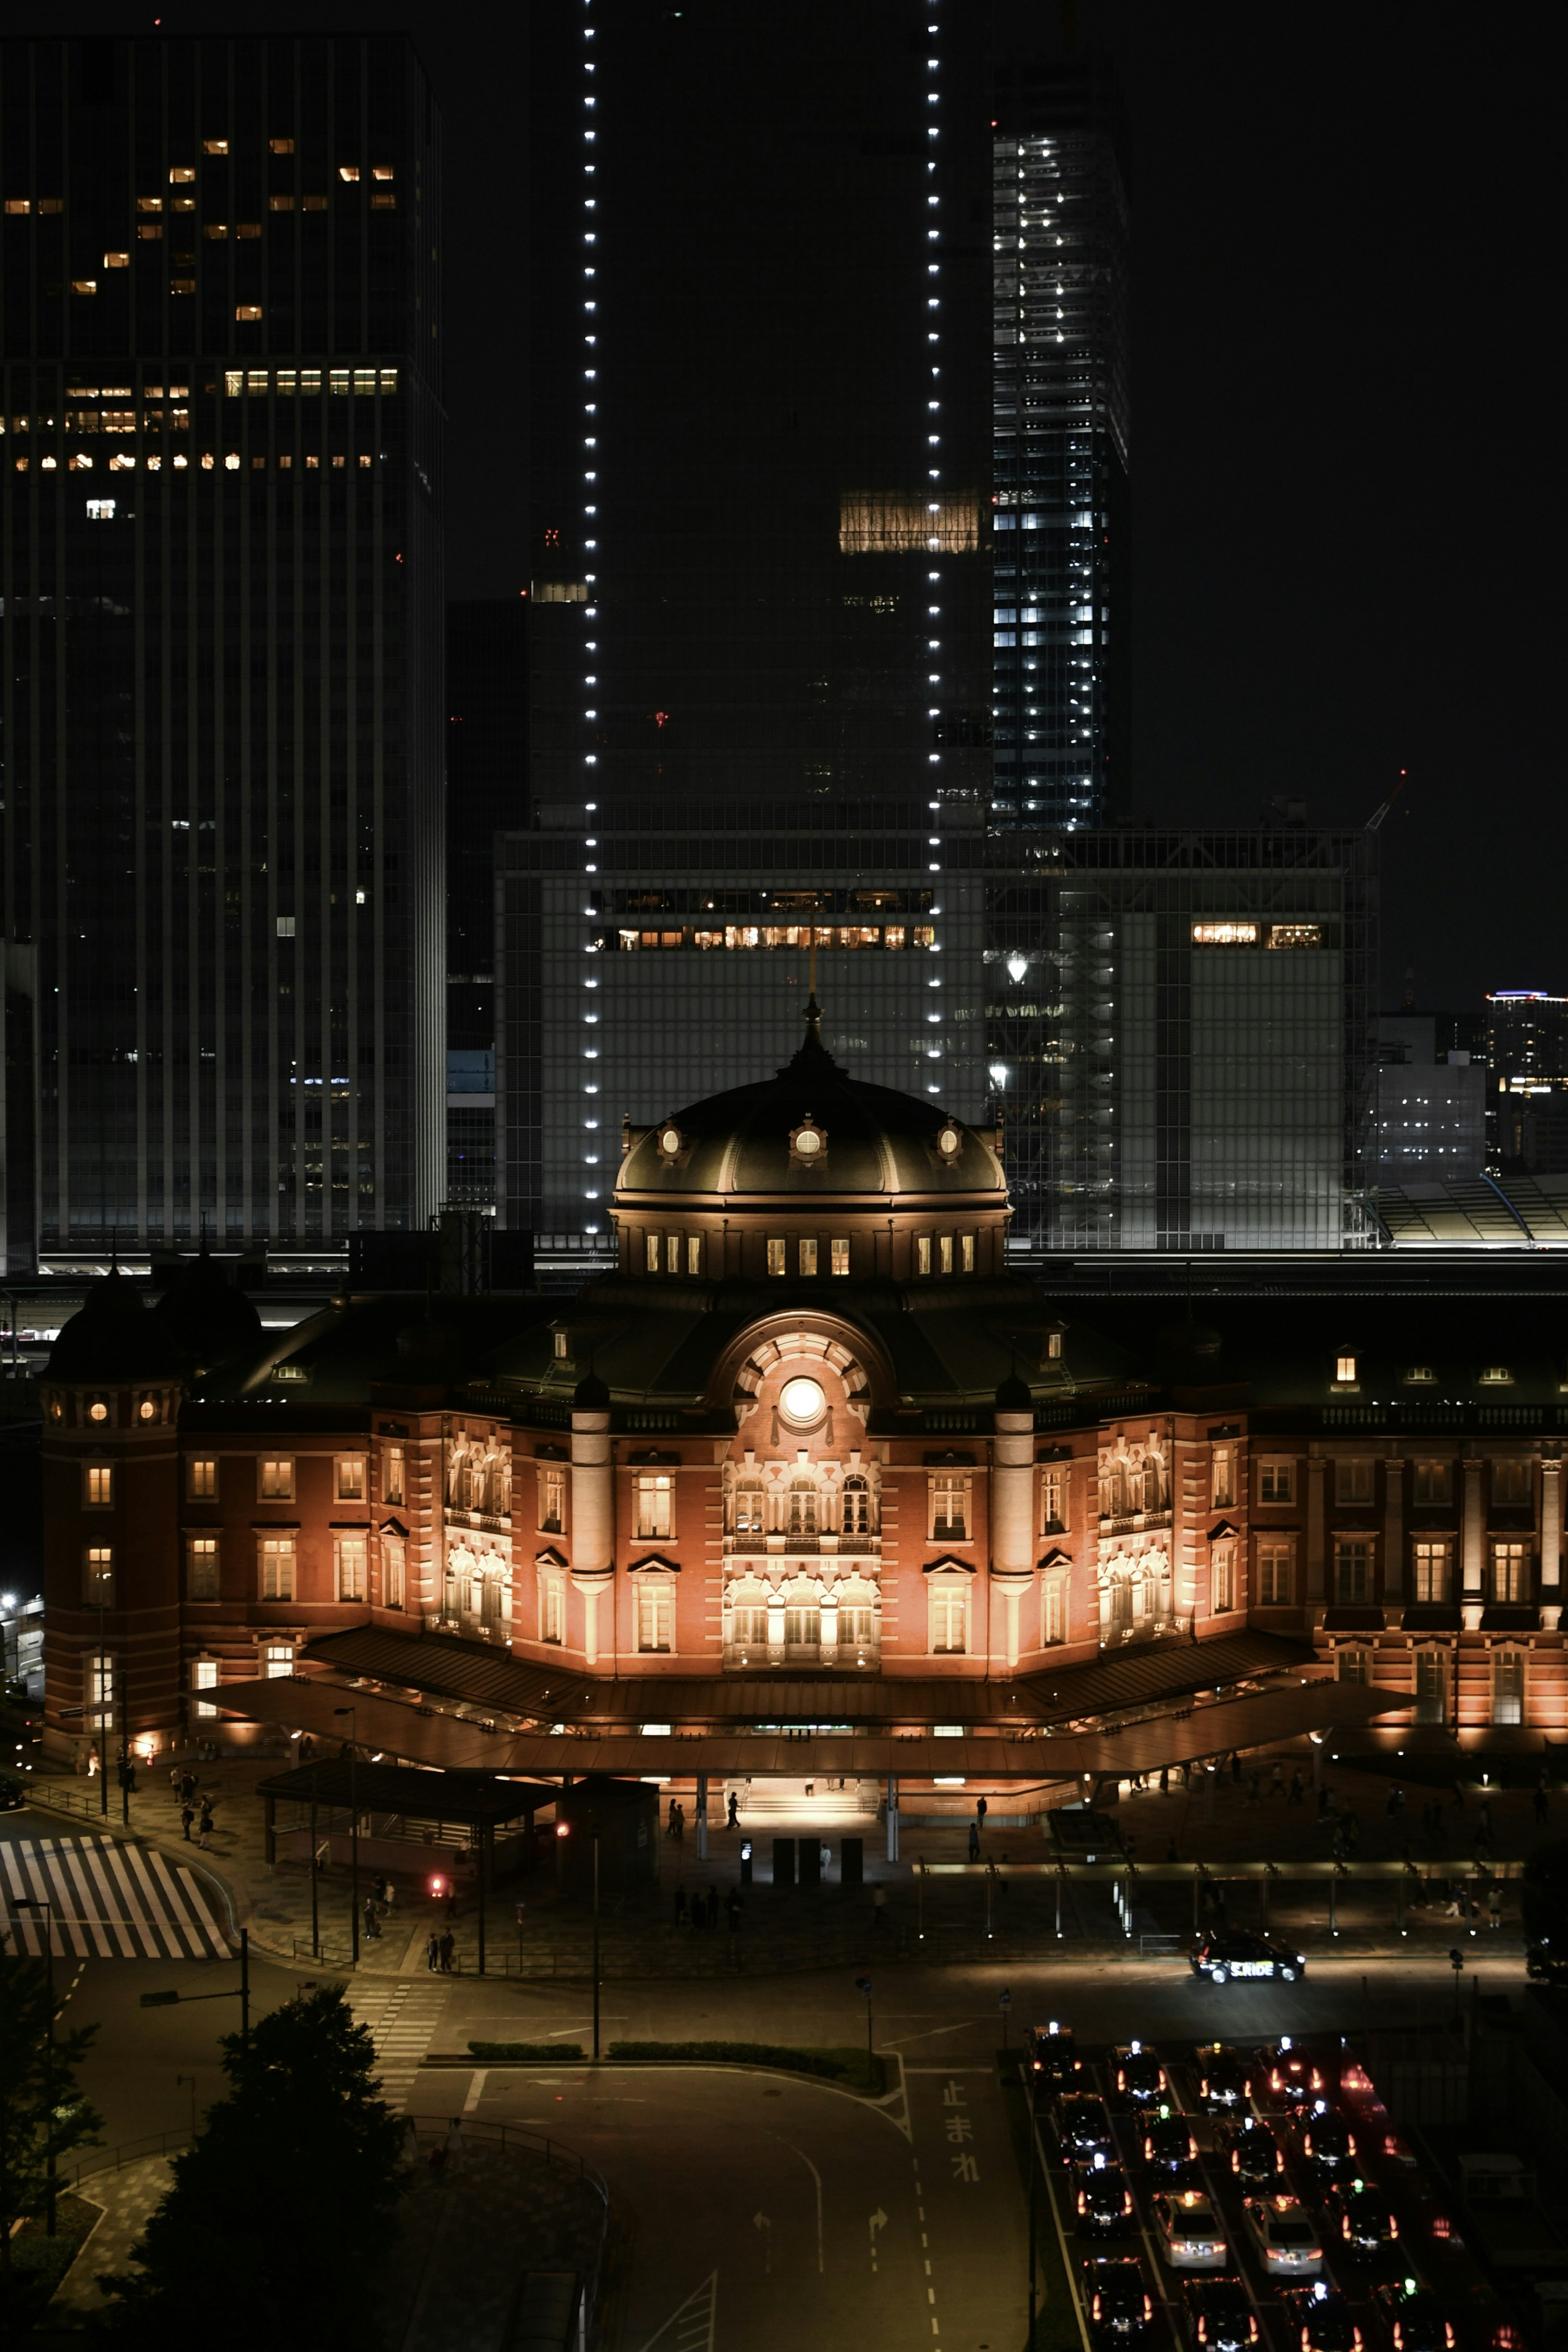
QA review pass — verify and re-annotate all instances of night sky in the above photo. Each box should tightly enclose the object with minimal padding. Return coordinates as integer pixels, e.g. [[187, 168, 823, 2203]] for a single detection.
[[56, 2, 1564, 1012]]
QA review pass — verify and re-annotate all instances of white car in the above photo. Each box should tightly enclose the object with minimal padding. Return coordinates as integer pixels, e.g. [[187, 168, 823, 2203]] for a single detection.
[[1152, 2191, 1228, 2272], [1242, 2195, 1323, 2277]]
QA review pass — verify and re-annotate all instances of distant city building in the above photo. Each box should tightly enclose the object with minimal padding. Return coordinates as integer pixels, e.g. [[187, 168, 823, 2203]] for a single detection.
[[498, 807, 1373, 1261], [446, 600, 528, 1205], [0, 33, 445, 1255], [992, 57, 1130, 827], [2, 941, 40, 1275], [525, 1, 992, 819], [1489, 991, 1568, 1175], [1374, 1014, 1485, 1184]]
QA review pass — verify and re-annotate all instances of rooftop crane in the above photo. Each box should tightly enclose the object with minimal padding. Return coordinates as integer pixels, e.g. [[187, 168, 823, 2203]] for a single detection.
[[1365, 769, 1408, 831]]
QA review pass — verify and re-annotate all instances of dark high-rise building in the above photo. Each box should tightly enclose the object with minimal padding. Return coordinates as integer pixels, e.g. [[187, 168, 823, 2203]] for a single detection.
[[445, 598, 527, 1204], [525, 0, 993, 818], [0, 33, 444, 1253], [991, 57, 1129, 827]]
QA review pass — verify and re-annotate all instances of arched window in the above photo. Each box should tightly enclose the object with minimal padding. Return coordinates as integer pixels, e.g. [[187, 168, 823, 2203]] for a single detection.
[[783, 1581, 820, 1648], [733, 1477, 766, 1535], [838, 1580, 877, 1651], [787, 1478, 818, 1538], [842, 1475, 871, 1537], [728, 1583, 769, 1648]]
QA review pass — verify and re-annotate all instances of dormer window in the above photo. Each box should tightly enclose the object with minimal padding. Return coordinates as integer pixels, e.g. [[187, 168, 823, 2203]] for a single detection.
[[1478, 1366, 1512, 1386], [1403, 1366, 1436, 1385], [657, 1123, 683, 1160], [936, 1123, 962, 1158], [1046, 1326, 1065, 1362], [553, 1329, 570, 1361], [1334, 1353, 1357, 1386]]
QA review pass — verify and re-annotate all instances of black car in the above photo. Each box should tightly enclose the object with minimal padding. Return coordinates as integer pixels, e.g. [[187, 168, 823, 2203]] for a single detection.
[[1196, 2043, 1254, 2112], [1074, 2157, 1135, 2238], [1114, 2042, 1169, 2106], [1144, 2111, 1200, 2179], [1192, 1930, 1306, 1984], [1369, 2282, 1455, 2352], [1281, 2284, 1363, 2352], [0, 1773, 26, 1810], [1257, 2040, 1327, 2107], [1085, 2256, 1153, 2348], [1027, 2021, 1083, 2088], [1323, 2181, 1399, 2256], [1181, 2278, 1259, 2351], [1298, 2105, 1358, 2185], [1056, 2090, 1117, 2166], [1220, 2117, 1284, 2189]]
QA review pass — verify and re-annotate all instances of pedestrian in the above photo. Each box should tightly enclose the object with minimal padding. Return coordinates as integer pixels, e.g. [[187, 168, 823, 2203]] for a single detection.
[[1487, 1883, 1502, 1931], [1270, 1761, 1285, 1799], [976, 1795, 988, 1830], [181, 1770, 197, 1806], [444, 2119, 466, 2173], [168, 1763, 183, 1798], [675, 1887, 687, 1927], [382, 1876, 396, 1914], [668, 1797, 680, 1840], [967, 1820, 980, 1862], [676, 1801, 686, 1842], [727, 1790, 739, 1830], [707, 1884, 720, 1928], [299, 1732, 314, 1763], [180, 1803, 195, 1842], [372, 1873, 388, 1909], [445, 1882, 459, 1920], [363, 1897, 381, 1942], [725, 1887, 742, 1933], [1159, 1766, 1169, 1797], [872, 1886, 887, 1931], [197, 1799, 214, 1848], [438, 1929, 455, 1973], [426, 1931, 440, 1973], [820, 1841, 832, 1876], [1289, 1768, 1304, 1805]]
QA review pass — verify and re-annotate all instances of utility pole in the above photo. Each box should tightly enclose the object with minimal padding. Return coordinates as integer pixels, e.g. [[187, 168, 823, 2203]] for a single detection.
[[332, 1706, 359, 1963], [14, 1897, 57, 2234]]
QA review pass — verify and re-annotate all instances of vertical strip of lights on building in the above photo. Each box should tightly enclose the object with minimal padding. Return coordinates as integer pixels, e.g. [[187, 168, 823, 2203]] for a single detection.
[[580, 0, 602, 1231], [924, 15, 945, 1095]]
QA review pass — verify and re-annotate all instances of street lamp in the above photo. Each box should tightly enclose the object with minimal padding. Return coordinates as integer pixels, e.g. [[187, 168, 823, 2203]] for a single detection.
[[332, 1706, 359, 1964], [13, 1897, 58, 2236], [141, 1928, 250, 2051]]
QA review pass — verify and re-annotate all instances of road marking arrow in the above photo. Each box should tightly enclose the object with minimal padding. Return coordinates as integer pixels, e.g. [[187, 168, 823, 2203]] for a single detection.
[[869, 2206, 887, 2272], [753, 2212, 771, 2274]]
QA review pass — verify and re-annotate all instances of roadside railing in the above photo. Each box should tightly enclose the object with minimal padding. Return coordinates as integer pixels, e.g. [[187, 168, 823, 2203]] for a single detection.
[[65, 2128, 192, 2188], [407, 2116, 610, 2346]]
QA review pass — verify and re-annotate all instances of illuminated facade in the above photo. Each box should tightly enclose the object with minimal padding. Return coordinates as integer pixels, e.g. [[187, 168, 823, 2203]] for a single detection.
[[39, 1021, 1568, 1766], [0, 33, 446, 1250], [991, 58, 1130, 828], [1489, 991, 1568, 1177]]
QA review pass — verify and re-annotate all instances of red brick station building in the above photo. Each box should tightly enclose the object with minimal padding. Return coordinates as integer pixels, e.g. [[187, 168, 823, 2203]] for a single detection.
[[39, 1010, 1568, 1807]]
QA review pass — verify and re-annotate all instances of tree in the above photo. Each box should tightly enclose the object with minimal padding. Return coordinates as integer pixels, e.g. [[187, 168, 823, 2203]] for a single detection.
[[104, 1985, 406, 2349], [0, 1954, 102, 2270], [1523, 1833, 1568, 1983]]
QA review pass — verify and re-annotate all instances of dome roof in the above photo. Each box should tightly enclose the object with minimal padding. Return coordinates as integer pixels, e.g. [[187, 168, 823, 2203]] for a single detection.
[[618, 1003, 1004, 1204], [152, 1250, 263, 1373], [48, 1266, 189, 1383]]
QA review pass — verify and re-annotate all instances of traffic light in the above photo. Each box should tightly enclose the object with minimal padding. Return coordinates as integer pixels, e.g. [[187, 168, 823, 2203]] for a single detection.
[[429, 1874, 445, 1900]]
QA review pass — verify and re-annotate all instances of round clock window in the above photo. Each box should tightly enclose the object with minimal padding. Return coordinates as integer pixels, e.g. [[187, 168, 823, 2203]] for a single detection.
[[780, 1376, 826, 1426], [937, 1125, 962, 1157], [659, 1126, 682, 1157]]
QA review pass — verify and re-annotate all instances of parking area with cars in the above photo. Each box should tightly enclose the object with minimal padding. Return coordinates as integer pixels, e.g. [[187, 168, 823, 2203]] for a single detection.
[[1024, 2022, 1525, 2352]]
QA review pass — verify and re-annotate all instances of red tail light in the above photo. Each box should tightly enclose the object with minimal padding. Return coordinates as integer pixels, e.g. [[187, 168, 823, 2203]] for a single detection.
[[1078, 2191, 1087, 2213], [1092, 2294, 1102, 2319], [1346, 2135, 1356, 2155], [1144, 2299, 1154, 2321], [1198, 2321, 1208, 2343], [1388, 2216, 1398, 2238], [1247, 2323, 1257, 2345], [1232, 2152, 1241, 2173], [1343, 2219, 1352, 2239], [1432, 2217, 1451, 2241], [1123, 2194, 1133, 2214]]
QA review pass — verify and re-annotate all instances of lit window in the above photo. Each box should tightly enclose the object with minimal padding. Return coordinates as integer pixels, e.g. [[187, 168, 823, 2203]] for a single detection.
[[1042, 1467, 1069, 1534], [1404, 1365, 1436, 1384], [104, 250, 129, 268], [553, 1330, 570, 1361], [916, 1236, 933, 1275], [799, 1237, 818, 1277], [734, 1479, 766, 1535], [1334, 1538, 1370, 1603], [89, 1650, 115, 1709], [237, 222, 261, 238], [192, 1657, 219, 1715], [1046, 1328, 1064, 1362], [202, 138, 229, 155], [370, 192, 397, 210], [634, 1474, 674, 1541], [1211, 1542, 1236, 1613], [189, 1457, 217, 1499], [1334, 1353, 1357, 1384], [1212, 1448, 1233, 1509], [539, 1567, 564, 1643], [339, 164, 361, 182], [960, 1233, 976, 1273], [1479, 1366, 1512, 1387], [236, 305, 262, 321], [188, 1538, 218, 1600], [1411, 1541, 1449, 1603], [269, 194, 295, 211], [261, 1643, 293, 1679], [270, 138, 295, 154], [85, 1546, 115, 1605], [303, 194, 328, 211], [938, 1234, 953, 1275], [1491, 1542, 1528, 1603], [71, 279, 98, 294], [259, 1458, 294, 1501], [169, 167, 196, 183], [840, 490, 979, 553], [1493, 1649, 1524, 1726], [766, 1238, 786, 1277], [1337, 1647, 1369, 1686], [383, 1445, 404, 1506], [665, 1232, 681, 1273], [929, 1474, 969, 1541], [136, 196, 163, 213], [336, 1534, 368, 1602], [831, 1237, 851, 1277], [259, 1538, 295, 1600], [372, 165, 395, 181], [687, 1234, 702, 1275], [1258, 1460, 1293, 1504], [539, 1468, 565, 1534], [4, 198, 30, 214], [1042, 1578, 1067, 1646], [1335, 1458, 1374, 1506], [276, 915, 296, 938], [929, 1582, 967, 1653], [636, 1581, 673, 1653], [646, 1232, 660, 1273], [1191, 921, 1259, 947], [1256, 1542, 1293, 1605], [89, 1399, 109, 1423], [1267, 923, 1322, 949], [85, 1464, 114, 1506]]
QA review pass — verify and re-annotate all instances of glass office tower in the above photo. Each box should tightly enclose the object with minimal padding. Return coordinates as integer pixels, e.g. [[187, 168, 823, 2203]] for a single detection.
[[0, 34, 445, 1250], [991, 58, 1129, 827]]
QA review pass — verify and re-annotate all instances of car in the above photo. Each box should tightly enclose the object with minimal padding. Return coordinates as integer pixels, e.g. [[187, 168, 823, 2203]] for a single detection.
[[1324, 2181, 1399, 2256], [1220, 2117, 1284, 2189], [1298, 2103, 1358, 2185], [1055, 2091, 1116, 2166], [1280, 2283, 1364, 2352], [1152, 2189, 1229, 2272], [0, 1773, 26, 1810], [1181, 2278, 1260, 2351], [1144, 2110, 1200, 2179], [1191, 1930, 1306, 1984], [1074, 2156, 1136, 2238], [1369, 2281, 1455, 2352], [1257, 2038, 1327, 2106], [1114, 2041, 1169, 2105], [1242, 2194, 1323, 2278], [1026, 2020, 1083, 2088], [1196, 2043, 1254, 2112], [1085, 2256, 1154, 2348]]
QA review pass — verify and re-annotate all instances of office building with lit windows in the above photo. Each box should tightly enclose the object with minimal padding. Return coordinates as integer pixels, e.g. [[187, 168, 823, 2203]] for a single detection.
[[524, 1, 993, 822], [0, 33, 445, 1254], [991, 57, 1130, 827]]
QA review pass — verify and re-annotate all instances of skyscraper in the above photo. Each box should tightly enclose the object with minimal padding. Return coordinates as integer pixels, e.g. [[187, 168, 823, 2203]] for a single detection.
[[445, 597, 527, 1205], [991, 57, 1129, 827], [525, 0, 993, 818], [0, 33, 444, 1253]]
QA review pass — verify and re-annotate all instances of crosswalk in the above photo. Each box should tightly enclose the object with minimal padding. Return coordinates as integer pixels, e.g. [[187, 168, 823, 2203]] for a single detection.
[[0, 1835, 231, 1962], [347, 1977, 452, 2110]]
